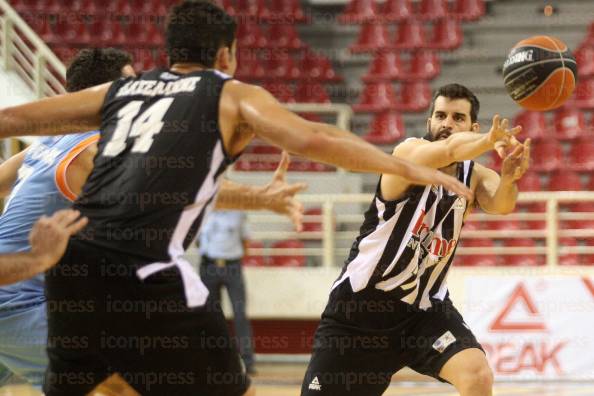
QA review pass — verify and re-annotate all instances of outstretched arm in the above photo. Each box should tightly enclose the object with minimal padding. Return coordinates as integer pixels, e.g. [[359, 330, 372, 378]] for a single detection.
[[215, 152, 307, 231], [475, 139, 531, 214], [231, 82, 473, 201], [0, 83, 109, 138], [0, 210, 87, 285]]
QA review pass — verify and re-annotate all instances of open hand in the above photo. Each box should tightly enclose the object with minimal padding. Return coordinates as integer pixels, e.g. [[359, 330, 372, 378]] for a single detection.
[[488, 114, 523, 158]]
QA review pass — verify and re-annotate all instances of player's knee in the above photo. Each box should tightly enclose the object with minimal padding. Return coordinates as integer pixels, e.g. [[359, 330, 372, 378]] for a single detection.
[[242, 384, 256, 396], [458, 365, 493, 395]]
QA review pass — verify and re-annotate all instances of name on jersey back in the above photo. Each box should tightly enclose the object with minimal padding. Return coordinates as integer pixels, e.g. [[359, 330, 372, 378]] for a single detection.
[[116, 77, 202, 98]]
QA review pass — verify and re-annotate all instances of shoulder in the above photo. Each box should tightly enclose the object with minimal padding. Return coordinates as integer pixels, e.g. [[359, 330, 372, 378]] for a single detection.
[[392, 137, 429, 155]]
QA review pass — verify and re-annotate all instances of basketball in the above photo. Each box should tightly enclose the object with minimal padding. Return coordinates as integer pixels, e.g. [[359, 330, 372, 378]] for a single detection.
[[502, 35, 577, 111]]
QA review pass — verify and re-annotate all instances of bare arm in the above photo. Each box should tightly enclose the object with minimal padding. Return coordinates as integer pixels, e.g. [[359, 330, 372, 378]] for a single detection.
[[0, 150, 27, 198], [0, 210, 87, 285], [0, 83, 109, 138], [232, 82, 473, 200], [475, 140, 531, 215]]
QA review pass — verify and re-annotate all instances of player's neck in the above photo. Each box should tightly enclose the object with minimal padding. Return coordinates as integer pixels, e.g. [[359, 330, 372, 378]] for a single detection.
[[170, 63, 209, 74]]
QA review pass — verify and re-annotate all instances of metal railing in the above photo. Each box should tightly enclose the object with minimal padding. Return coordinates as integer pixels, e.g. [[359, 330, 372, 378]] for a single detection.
[[246, 191, 594, 268]]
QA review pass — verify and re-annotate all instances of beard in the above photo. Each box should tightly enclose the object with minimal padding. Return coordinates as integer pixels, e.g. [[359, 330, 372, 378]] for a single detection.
[[424, 127, 452, 142]]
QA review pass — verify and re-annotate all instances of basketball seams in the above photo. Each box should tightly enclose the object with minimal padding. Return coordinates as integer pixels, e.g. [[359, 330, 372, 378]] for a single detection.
[[518, 68, 573, 111], [515, 37, 568, 52], [544, 35, 568, 109], [502, 58, 576, 84]]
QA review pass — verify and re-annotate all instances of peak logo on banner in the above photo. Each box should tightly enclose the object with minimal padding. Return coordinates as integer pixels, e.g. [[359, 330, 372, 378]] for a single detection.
[[489, 283, 547, 332]]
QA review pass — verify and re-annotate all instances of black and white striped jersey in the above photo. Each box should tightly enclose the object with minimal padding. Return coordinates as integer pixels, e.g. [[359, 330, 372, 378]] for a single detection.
[[330, 159, 474, 312]]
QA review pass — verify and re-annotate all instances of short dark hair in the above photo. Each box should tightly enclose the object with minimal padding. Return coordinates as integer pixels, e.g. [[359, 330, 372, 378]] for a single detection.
[[429, 83, 480, 123], [66, 48, 132, 92], [166, 0, 237, 67]]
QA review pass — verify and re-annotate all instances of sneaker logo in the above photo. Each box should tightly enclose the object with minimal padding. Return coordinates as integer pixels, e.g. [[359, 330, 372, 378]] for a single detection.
[[432, 330, 456, 353], [309, 376, 322, 391]]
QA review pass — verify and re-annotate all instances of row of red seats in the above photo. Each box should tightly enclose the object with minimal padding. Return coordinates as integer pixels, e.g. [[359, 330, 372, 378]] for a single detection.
[[568, 78, 594, 109], [458, 237, 594, 266], [244, 240, 307, 267], [514, 109, 594, 141], [354, 81, 432, 112], [237, 23, 305, 51], [350, 19, 463, 52], [218, 0, 307, 23], [490, 137, 594, 172], [12, 0, 173, 17], [340, 0, 485, 23], [575, 46, 594, 79], [236, 49, 341, 82]]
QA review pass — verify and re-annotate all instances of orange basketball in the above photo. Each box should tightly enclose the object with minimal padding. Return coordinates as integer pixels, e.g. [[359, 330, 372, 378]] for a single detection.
[[502, 35, 577, 111]]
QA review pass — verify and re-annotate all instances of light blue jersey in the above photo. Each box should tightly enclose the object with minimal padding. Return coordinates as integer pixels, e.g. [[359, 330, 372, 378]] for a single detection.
[[0, 132, 98, 309]]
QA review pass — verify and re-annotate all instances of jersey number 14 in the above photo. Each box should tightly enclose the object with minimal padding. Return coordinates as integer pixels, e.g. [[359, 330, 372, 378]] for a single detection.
[[103, 98, 174, 157]]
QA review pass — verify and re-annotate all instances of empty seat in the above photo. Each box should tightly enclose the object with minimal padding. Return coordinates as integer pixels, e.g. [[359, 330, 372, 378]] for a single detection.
[[350, 23, 390, 53], [393, 19, 426, 50], [89, 20, 127, 46], [236, 23, 268, 49], [547, 169, 583, 191], [263, 55, 301, 80], [517, 171, 546, 214], [575, 46, 594, 78], [406, 51, 440, 80], [269, 0, 307, 23], [235, 0, 267, 18], [399, 81, 431, 112], [299, 51, 340, 82], [514, 111, 549, 141], [267, 24, 304, 50], [353, 82, 398, 112], [303, 208, 322, 233], [270, 240, 306, 267], [531, 140, 563, 172], [381, 0, 414, 22], [418, 0, 448, 20], [428, 19, 463, 50], [486, 218, 522, 232], [338, 0, 379, 23], [563, 202, 594, 230], [235, 54, 265, 81], [262, 82, 294, 103], [294, 82, 330, 103], [501, 238, 544, 266], [569, 78, 594, 109], [554, 107, 588, 140], [243, 241, 267, 267], [559, 237, 580, 266], [451, 0, 485, 21], [568, 137, 594, 171], [458, 239, 497, 267], [106, 0, 132, 16], [362, 51, 404, 82], [363, 111, 405, 144]]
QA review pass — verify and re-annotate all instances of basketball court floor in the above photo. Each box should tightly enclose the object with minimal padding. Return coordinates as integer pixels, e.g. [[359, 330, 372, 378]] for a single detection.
[[1, 363, 593, 395]]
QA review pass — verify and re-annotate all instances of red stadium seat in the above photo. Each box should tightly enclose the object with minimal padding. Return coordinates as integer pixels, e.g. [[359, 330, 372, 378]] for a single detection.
[[303, 208, 322, 233], [547, 169, 583, 191], [393, 19, 427, 50], [569, 78, 594, 109], [517, 171, 546, 214], [362, 51, 404, 82], [338, 0, 379, 23], [501, 238, 544, 266], [514, 111, 549, 141], [486, 218, 522, 232], [267, 24, 304, 51], [428, 19, 463, 50], [399, 81, 431, 112], [458, 239, 498, 267], [559, 238, 580, 266], [131, 49, 156, 72], [299, 51, 340, 82], [236, 24, 268, 49], [575, 46, 594, 78], [531, 140, 563, 172], [51, 46, 78, 62], [262, 82, 294, 103], [381, 0, 414, 22], [350, 23, 390, 53], [294, 82, 330, 103], [406, 51, 441, 80], [89, 20, 127, 47], [235, 0, 267, 18], [270, 240, 306, 267], [554, 107, 588, 140], [451, 0, 485, 21], [269, 0, 307, 23], [418, 0, 449, 20], [236, 55, 265, 81], [263, 55, 301, 81], [568, 137, 594, 171], [563, 202, 594, 230], [243, 241, 267, 267], [354, 82, 398, 112], [363, 111, 405, 144], [106, 0, 132, 16]]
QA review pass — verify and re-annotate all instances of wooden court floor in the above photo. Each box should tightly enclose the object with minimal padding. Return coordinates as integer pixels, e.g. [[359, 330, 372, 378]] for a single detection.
[[2, 363, 593, 395]]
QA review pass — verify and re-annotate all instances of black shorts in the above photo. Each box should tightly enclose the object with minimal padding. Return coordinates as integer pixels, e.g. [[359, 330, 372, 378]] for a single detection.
[[43, 240, 250, 396], [301, 298, 483, 396]]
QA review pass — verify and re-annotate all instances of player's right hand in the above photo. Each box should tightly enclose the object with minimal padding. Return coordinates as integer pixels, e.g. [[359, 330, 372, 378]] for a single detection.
[[404, 163, 474, 202], [488, 114, 523, 158], [29, 209, 88, 271]]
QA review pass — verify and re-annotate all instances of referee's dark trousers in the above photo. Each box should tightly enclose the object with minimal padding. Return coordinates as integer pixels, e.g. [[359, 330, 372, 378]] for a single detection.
[[199, 255, 255, 372]]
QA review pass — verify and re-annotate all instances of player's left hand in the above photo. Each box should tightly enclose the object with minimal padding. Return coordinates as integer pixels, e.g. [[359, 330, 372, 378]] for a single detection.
[[501, 138, 531, 182], [261, 151, 307, 231]]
